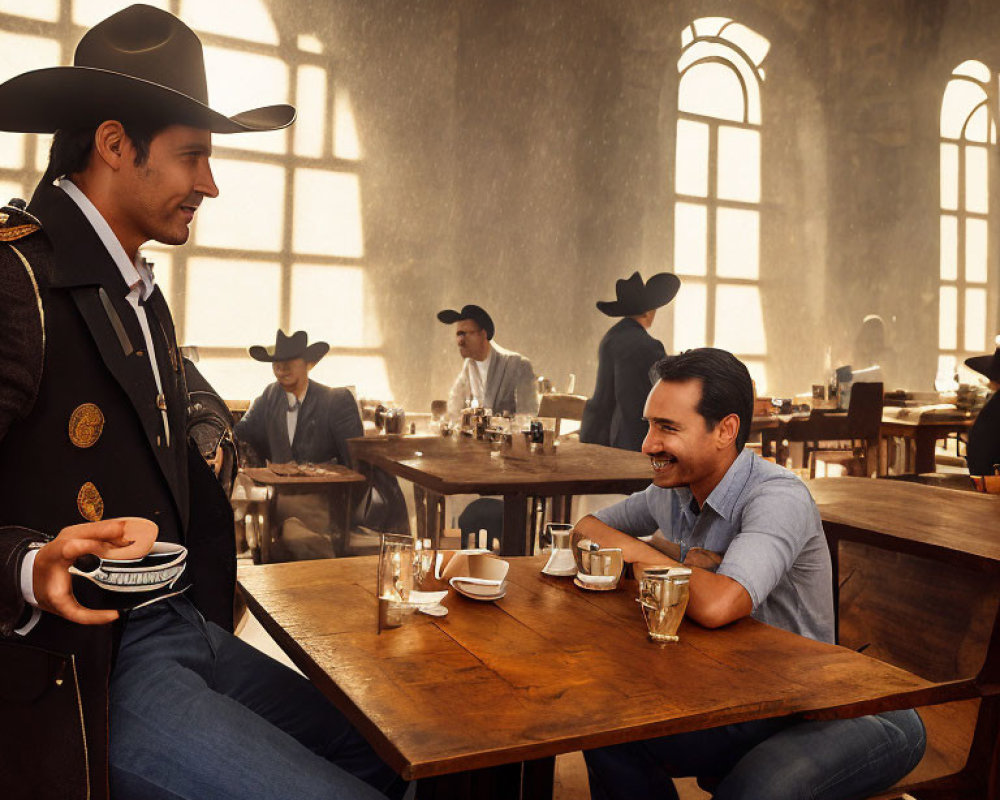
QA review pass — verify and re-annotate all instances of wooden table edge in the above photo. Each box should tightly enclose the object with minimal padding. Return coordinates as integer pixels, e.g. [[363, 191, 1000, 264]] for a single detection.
[[820, 519, 1000, 572], [348, 437, 652, 496], [351, 450, 649, 496]]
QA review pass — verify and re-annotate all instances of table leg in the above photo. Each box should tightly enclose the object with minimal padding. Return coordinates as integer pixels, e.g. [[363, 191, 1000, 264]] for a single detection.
[[501, 494, 530, 556], [261, 488, 278, 564], [434, 494, 446, 548], [341, 484, 353, 557], [413, 485, 445, 546], [550, 496, 572, 524], [414, 485, 428, 542], [914, 429, 938, 474]]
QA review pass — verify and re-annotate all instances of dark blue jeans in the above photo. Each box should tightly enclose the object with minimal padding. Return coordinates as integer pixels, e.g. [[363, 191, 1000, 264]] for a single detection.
[[109, 598, 407, 800], [584, 710, 925, 800]]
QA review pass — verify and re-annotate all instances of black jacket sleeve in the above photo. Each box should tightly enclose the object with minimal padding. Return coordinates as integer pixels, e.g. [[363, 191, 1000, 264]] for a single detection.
[[0, 243, 48, 634], [328, 388, 364, 469], [233, 391, 269, 464]]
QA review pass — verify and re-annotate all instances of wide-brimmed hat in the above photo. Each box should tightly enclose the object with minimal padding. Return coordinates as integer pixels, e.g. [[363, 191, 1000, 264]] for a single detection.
[[437, 304, 495, 340], [965, 347, 1000, 383], [0, 4, 294, 134], [596, 271, 681, 317], [249, 331, 329, 364]]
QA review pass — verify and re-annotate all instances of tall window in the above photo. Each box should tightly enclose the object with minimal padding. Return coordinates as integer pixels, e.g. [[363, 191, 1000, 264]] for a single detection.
[[938, 60, 995, 387], [0, 0, 388, 401], [672, 17, 770, 390]]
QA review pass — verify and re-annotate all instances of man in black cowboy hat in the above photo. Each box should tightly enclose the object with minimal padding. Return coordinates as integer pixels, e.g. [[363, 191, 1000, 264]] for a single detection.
[[0, 6, 402, 800], [437, 304, 538, 416], [580, 271, 680, 451], [236, 329, 342, 466], [964, 341, 1000, 476], [234, 330, 408, 544]]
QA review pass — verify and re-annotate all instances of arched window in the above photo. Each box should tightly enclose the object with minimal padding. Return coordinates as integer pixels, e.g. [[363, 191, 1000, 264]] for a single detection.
[[0, 0, 388, 402], [938, 60, 995, 387], [672, 17, 770, 390]]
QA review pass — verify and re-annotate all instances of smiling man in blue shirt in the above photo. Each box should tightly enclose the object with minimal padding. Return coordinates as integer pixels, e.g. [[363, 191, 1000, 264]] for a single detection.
[[574, 348, 925, 800]]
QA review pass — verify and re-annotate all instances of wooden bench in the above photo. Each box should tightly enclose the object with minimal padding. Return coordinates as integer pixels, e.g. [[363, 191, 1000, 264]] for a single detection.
[[822, 510, 1000, 799]]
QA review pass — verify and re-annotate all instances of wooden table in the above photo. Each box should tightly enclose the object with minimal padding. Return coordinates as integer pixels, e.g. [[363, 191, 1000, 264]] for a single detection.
[[243, 465, 367, 561], [879, 416, 975, 474], [238, 555, 963, 799], [752, 413, 975, 475], [807, 477, 1000, 798], [348, 436, 652, 555], [808, 476, 1000, 566]]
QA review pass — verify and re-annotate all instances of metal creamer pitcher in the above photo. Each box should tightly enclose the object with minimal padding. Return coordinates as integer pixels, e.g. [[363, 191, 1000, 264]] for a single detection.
[[637, 567, 692, 643]]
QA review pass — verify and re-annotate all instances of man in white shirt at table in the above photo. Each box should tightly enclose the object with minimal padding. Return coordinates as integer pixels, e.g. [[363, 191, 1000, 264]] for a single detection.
[[438, 304, 538, 416], [574, 348, 925, 800]]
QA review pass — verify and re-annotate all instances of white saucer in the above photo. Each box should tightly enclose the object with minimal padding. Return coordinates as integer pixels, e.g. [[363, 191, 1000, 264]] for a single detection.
[[451, 580, 507, 601], [541, 564, 577, 577]]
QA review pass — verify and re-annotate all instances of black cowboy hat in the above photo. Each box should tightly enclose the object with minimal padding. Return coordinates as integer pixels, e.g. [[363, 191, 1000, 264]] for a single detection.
[[0, 4, 294, 134], [965, 346, 1000, 383], [596, 271, 681, 317], [249, 330, 329, 364], [437, 304, 495, 340]]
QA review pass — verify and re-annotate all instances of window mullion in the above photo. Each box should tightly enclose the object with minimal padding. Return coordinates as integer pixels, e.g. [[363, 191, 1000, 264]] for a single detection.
[[706, 122, 718, 348]]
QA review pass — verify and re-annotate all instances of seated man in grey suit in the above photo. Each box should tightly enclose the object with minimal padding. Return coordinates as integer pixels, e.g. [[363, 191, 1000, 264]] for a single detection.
[[235, 330, 407, 549], [438, 304, 539, 416], [437, 306, 538, 546]]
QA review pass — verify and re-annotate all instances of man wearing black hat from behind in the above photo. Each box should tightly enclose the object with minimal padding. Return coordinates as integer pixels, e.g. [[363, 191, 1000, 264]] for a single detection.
[[0, 6, 402, 800], [580, 271, 680, 451], [437, 304, 538, 416], [964, 341, 1000, 476]]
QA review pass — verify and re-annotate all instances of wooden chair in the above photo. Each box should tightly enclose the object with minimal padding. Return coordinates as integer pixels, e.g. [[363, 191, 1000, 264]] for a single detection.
[[537, 393, 587, 439], [531, 394, 587, 543], [785, 382, 884, 477]]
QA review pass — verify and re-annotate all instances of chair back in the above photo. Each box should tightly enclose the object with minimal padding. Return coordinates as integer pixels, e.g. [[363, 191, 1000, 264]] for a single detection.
[[846, 382, 883, 442], [537, 393, 588, 438]]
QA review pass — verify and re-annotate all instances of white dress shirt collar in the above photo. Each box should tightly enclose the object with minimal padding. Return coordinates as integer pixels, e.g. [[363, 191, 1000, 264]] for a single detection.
[[285, 385, 308, 446], [285, 384, 308, 410], [56, 177, 154, 299]]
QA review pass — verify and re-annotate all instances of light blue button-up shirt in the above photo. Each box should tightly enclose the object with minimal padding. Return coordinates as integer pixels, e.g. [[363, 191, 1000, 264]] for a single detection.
[[595, 449, 835, 643]]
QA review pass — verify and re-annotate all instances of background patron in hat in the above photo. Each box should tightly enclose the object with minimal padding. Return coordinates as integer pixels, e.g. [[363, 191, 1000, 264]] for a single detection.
[[964, 339, 1000, 476], [235, 329, 409, 541], [580, 271, 681, 452], [438, 303, 539, 416]]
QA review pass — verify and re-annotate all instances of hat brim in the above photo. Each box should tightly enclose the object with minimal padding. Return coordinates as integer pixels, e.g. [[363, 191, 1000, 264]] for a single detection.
[[596, 273, 681, 317], [0, 67, 295, 134], [964, 354, 1000, 382], [249, 342, 329, 363], [437, 309, 462, 325], [302, 342, 330, 363]]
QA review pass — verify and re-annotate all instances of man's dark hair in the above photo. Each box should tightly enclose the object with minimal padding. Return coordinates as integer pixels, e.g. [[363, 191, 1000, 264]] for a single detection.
[[44, 117, 170, 183], [652, 348, 754, 451]]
